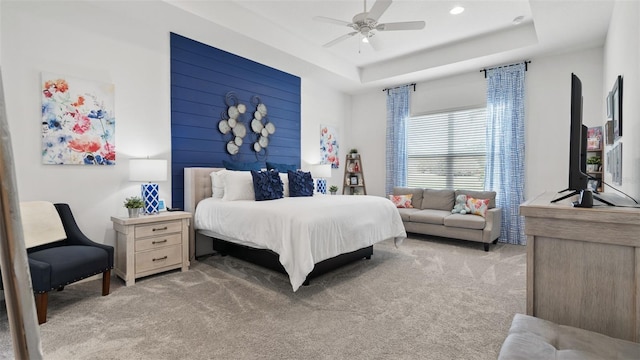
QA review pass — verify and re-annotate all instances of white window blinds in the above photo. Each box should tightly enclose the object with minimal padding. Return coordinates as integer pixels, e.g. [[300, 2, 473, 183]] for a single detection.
[[407, 107, 487, 190]]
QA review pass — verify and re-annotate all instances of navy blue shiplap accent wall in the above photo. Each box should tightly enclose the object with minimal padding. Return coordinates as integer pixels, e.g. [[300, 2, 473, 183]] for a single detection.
[[170, 33, 301, 209]]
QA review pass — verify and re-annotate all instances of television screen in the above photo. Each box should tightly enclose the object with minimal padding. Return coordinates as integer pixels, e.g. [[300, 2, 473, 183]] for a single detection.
[[568, 74, 588, 192], [551, 73, 589, 204]]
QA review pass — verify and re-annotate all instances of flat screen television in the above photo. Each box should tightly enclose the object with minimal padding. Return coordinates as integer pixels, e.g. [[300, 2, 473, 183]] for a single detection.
[[552, 73, 590, 204]]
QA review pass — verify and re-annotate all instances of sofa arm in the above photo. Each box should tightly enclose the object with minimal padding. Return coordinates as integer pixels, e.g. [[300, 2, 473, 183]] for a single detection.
[[482, 207, 502, 243]]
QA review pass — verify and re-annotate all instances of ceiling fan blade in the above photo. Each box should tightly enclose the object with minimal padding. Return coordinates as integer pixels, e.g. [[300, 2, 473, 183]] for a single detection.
[[376, 21, 425, 31], [323, 32, 358, 48], [313, 16, 352, 27], [367, 0, 392, 21]]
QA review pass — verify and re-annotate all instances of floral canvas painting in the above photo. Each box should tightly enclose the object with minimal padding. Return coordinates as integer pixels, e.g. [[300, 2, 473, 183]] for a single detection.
[[320, 124, 339, 168], [41, 72, 115, 165]]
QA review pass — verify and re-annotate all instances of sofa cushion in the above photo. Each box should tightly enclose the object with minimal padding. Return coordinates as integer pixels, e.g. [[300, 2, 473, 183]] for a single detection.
[[456, 190, 496, 208], [422, 189, 455, 211], [498, 313, 640, 360], [396, 208, 421, 222], [393, 187, 424, 209], [408, 209, 451, 225], [443, 213, 486, 230]]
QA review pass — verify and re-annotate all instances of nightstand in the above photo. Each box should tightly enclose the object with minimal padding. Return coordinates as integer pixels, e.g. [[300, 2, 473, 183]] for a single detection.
[[111, 211, 191, 286]]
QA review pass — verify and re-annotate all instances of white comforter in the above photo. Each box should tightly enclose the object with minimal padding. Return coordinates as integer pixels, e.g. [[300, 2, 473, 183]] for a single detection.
[[195, 195, 407, 291]]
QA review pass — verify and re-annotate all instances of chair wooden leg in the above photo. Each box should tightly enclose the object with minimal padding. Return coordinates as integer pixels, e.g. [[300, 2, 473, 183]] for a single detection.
[[102, 269, 111, 296], [35, 293, 48, 325]]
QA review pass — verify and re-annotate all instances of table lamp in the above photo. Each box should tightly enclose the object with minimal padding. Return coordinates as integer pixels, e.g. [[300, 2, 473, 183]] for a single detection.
[[311, 164, 332, 194], [129, 158, 167, 214]]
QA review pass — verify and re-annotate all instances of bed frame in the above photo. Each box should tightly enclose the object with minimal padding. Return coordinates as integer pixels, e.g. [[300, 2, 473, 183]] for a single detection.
[[183, 167, 373, 285]]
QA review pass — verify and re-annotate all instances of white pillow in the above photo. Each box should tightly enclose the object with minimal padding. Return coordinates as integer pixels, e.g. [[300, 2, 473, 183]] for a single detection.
[[222, 170, 255, 201], [279, 173, 289, 197], [20, 201, 66, 249], [210, 170, 227, 199]]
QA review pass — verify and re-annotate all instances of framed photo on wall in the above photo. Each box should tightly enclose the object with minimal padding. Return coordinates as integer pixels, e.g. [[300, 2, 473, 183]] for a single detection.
[[611, 75, 623, 140]]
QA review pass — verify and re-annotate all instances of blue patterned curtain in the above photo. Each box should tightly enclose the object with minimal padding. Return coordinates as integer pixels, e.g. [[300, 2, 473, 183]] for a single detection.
[[385, 86, 410, 195], [485, 64, 526, 245]]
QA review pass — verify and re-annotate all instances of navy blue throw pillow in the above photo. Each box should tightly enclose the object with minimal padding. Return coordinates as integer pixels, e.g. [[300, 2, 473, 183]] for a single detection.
[[251, 170, 284, 201], [287, 170, 314, 197], [223, 160, 263, 171], [266, 161, 297, 173]]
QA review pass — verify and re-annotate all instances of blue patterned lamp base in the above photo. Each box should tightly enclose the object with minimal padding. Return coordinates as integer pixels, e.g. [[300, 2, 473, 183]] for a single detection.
[[316, 178, 327, 194], [141, 183, 160, 214]]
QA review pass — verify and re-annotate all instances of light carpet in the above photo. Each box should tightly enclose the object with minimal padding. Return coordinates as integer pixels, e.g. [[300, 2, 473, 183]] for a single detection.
[[0, 235, 526, 359]]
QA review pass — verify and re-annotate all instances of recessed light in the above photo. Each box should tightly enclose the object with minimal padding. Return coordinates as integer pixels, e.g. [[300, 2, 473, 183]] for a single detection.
[[513, 15, 525, 25], [450, 6, 465, 15]]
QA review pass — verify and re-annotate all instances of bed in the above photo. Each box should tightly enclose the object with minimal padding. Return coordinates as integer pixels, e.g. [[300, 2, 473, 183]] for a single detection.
[[184, 167, 406, 291]]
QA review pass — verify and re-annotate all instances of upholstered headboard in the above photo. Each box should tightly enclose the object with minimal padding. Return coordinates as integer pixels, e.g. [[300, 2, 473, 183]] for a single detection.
[[184, 167, 223, 259]]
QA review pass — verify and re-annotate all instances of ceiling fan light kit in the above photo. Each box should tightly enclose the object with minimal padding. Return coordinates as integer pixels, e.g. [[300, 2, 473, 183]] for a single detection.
[[314, 0, 426, 49], [450, 6, 465, 15]]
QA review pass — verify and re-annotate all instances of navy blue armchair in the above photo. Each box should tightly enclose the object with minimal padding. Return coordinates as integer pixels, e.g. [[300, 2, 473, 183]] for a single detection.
[[0, 203, 113, 324]]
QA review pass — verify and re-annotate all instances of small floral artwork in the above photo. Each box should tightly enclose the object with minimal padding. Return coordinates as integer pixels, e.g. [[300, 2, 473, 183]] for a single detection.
[[41, 72, 115, 165], [320, 124, 339, 169]]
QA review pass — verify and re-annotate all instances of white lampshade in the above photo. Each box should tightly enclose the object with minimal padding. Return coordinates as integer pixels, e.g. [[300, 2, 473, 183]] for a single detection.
[[311, 164, 332, 179], [129, 159, 167, 182]]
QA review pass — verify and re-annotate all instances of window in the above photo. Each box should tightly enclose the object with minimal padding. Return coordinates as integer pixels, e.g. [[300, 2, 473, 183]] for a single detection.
[[407, 107, 486, 190]]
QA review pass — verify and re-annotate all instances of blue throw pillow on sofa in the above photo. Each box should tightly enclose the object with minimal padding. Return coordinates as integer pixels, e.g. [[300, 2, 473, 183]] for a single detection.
[[287, 170, 314, 197], [266, 161, 297, 173], [250, 170, 284, 201], [223, 160, 263, 171]]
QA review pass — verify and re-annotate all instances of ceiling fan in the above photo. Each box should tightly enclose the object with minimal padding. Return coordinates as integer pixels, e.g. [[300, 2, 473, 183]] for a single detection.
[[313, 0, 426, 49]]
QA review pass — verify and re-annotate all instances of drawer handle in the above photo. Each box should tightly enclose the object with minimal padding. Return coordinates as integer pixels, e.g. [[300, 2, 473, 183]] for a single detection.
[[152, 256, 168, 262], [152, 226, 168, 232], [152, 239, 168, 245]]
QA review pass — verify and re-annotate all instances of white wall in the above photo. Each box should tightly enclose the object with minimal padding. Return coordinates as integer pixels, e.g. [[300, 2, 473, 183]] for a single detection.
[[603, 0, 640, 199], [351, 47, 604, 200], [0, 2, 350, 247], [300, 78, 351, 190], [526, 48, 604, 200]]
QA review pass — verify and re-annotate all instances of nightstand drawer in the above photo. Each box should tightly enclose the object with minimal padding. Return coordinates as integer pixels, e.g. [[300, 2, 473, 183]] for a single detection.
[[135, 233, 182, 252], [135, 245, 182, 273], [135, 220, 182, 239]]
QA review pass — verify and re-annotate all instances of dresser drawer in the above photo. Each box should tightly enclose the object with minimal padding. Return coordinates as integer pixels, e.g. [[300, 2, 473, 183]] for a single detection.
[[135, 245, 181, 274], [135, 220, 182, 239], [135, 233, 182, 252]]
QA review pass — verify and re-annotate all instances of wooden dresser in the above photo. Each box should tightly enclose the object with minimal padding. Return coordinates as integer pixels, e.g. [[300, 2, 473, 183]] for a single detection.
[[520, 192, 640, 342], [111, 211, 191, 286]]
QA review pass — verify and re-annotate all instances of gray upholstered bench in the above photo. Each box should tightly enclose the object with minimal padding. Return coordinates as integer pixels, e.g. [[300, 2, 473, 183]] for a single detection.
[[498, 314, 640, 359]]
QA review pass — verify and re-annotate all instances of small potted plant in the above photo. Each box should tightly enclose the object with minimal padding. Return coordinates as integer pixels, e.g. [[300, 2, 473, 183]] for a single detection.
[[349, 148, 358, 159], [587, 156, 601, 172], [329, 185, 339, 195], [124, 196, 144, 218]]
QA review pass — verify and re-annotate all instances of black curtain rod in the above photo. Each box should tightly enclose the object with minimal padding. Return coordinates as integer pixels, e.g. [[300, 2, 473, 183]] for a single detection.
[[480, 60, 531, 78], [382, 83, 416, 94]]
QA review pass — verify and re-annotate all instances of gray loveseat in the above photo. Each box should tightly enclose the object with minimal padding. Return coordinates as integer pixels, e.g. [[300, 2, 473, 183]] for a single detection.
[[393, 187, 502, 251]]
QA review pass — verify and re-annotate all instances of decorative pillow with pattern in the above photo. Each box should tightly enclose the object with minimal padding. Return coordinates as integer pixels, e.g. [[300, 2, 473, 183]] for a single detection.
[[388, 194, 414, 208], [466, 197, 490, 217], [250, 170, 284, 201], [287, 170, 314, 197]]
